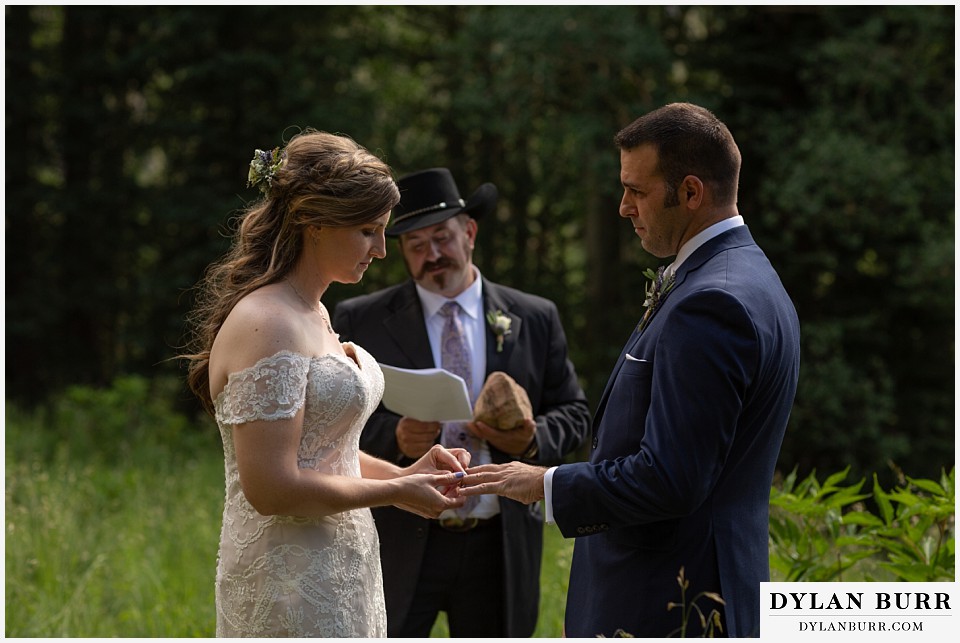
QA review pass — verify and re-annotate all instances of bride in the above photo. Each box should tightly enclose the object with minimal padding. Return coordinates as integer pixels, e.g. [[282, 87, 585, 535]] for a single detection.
[[183, 130, 469, 637]]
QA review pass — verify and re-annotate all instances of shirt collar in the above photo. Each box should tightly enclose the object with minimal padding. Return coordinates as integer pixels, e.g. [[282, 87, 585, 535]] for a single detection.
[[669, 215, 744, 277], [415, 265, 484, 321]]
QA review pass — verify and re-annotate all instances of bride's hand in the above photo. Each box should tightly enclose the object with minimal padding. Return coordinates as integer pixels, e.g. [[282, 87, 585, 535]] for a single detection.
[[404, 444, 470, 498], [392, 471, 467, 518], [406, 444, 470, 476]]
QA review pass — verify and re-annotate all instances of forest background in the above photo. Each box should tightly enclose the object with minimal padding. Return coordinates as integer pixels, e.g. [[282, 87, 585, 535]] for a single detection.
[[5, 5, 955, 499], [4, 4, 956, 637]]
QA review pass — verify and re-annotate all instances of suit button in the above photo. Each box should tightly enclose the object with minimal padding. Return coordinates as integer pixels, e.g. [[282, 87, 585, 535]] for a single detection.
[[576, 527, 585, 535], [600, 523, 609, 531], [416, 527, 425, 538]]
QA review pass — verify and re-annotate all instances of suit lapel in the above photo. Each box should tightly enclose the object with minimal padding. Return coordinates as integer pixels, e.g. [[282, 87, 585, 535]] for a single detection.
[[383, 282, 435, 369], [591, 328, 641, 433], [634, 226, 755, 336], [591, 226, 756, 432]]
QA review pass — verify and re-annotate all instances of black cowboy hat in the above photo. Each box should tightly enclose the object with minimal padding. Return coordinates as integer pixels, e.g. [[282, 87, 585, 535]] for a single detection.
[[386, 168, 498, 237]]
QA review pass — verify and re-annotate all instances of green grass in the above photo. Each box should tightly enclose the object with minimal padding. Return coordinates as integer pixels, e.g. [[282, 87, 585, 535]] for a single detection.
[[5, 381, 225, 637], [5, 436, 223, 636], [6, 377, 951, 637], [6, 442, 575, 637], [4, 380, 576, 637]]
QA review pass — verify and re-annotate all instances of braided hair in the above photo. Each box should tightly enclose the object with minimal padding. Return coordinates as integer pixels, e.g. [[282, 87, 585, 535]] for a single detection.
[[183, 129, 399, 414]]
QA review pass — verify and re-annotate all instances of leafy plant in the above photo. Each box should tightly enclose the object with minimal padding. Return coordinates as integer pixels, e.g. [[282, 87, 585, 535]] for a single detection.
[[769, 466, 955, 582], [868, 468, 955, 581]]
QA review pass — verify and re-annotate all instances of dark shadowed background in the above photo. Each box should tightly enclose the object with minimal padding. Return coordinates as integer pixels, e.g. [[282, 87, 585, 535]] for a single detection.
[[5, 4, 955, 485]]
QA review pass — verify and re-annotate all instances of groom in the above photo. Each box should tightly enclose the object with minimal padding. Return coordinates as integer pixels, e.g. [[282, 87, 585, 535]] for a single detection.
[[460, 103, 801, 638]]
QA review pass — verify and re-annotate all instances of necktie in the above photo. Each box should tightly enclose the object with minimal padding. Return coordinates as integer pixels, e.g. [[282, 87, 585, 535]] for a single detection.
[[438, 301, 480, 520]]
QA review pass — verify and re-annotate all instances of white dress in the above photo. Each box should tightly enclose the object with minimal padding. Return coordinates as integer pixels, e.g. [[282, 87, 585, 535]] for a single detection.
[[212, 345, 386, 637]]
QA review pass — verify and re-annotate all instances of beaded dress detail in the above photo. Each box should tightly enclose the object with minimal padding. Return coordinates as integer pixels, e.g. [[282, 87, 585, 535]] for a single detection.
[[212, 345, 385, 637]]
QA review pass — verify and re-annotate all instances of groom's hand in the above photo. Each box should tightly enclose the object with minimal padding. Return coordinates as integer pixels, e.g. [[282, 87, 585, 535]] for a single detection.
[[459, 462, 546, 505]]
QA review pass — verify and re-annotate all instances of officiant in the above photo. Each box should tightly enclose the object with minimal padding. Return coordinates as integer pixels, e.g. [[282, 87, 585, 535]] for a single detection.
[[332, 167, 590, 637]]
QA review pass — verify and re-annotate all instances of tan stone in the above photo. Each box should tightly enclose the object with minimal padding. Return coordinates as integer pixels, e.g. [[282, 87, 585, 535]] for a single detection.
[[473, 371, 533, 431]]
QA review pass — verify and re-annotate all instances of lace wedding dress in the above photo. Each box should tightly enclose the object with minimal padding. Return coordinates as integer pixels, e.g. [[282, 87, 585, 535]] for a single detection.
[[212, 345, 386, 637]]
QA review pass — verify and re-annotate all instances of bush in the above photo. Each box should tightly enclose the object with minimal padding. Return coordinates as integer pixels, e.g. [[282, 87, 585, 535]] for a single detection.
[[6, 375, 214, 465], [769, 466, 955, 582]]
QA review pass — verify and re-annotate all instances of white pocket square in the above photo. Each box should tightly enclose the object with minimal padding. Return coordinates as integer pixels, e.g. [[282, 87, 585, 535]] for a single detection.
[[625, 353, 649, 363]]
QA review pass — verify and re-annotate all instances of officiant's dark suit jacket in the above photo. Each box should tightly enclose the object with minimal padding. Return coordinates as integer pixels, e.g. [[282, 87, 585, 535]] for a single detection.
[[553, 226, 800, 638], [333, 276, 590, 637]]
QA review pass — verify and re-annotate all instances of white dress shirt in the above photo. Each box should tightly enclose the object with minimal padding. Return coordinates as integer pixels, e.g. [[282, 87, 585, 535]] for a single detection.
[[415, 268, 487, 401], [415, 267, 500, 519]]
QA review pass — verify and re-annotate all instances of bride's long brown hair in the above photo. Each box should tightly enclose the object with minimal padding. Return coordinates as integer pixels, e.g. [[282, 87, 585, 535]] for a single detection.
[[183, 129, 400, 415]]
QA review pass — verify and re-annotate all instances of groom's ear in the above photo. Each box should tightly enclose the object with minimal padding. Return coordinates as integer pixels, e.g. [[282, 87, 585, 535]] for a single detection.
[[679, 175, 704, 210]]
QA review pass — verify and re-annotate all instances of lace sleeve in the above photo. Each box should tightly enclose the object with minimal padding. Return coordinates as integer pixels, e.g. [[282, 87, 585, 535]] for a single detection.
[[215, 351, 311, 425]]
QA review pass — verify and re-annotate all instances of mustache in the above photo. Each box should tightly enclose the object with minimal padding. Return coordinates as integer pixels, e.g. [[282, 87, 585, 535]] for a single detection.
[[416, 257, 454, 279]]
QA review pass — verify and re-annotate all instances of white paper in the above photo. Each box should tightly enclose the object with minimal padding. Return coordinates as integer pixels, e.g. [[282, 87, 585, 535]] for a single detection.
[[378, 364, 473, 422]]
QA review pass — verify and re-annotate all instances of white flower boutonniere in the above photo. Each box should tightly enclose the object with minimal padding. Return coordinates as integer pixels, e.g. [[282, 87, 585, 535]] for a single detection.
[[637, 266, 676, 333], [486, 310, 512, 352]]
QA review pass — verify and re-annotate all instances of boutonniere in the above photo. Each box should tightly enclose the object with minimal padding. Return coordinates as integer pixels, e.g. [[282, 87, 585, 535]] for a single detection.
[[637, 266, 676, 333], [486, 309, 512, 352]]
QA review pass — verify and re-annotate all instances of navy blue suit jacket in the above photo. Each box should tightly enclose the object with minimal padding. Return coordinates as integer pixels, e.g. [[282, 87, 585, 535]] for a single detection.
[[333, 277, 590, 636], [553, 225, 800, 638]]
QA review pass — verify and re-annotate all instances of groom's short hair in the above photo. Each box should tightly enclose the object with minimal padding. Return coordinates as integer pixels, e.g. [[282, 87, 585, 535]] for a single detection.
[[615, 102, 741, 206]]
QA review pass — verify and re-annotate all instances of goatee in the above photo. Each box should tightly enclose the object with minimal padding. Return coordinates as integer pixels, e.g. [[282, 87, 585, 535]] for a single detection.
[[417, 258, 456, 286]]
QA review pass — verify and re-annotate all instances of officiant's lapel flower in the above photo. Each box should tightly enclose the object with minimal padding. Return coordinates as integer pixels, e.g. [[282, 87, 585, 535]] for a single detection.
[[486, 310, 512, 352], [637, 266, 676, 333]]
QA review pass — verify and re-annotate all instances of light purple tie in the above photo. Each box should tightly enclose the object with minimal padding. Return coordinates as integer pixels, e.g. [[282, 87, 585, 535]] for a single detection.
[[438, 301, 480, 518]]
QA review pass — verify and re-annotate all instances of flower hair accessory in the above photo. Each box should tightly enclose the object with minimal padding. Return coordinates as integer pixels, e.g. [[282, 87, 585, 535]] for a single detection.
[[486, 309, 512, 352], [637, 266, 675, 333], [247, 147, 286, 195]]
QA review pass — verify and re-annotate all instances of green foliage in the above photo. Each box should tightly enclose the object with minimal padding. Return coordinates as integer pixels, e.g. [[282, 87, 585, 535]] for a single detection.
[[5, 380, 222, 637], [4, 4, 954, 496], [734, 6, 955, 483], [6, 375, 210, 465], [6, 377, 574, 637], [870, 470, 956, 581], [5, 379, 955, 637], [536, 522, 575, 635], [769, 467, 955, 582]]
